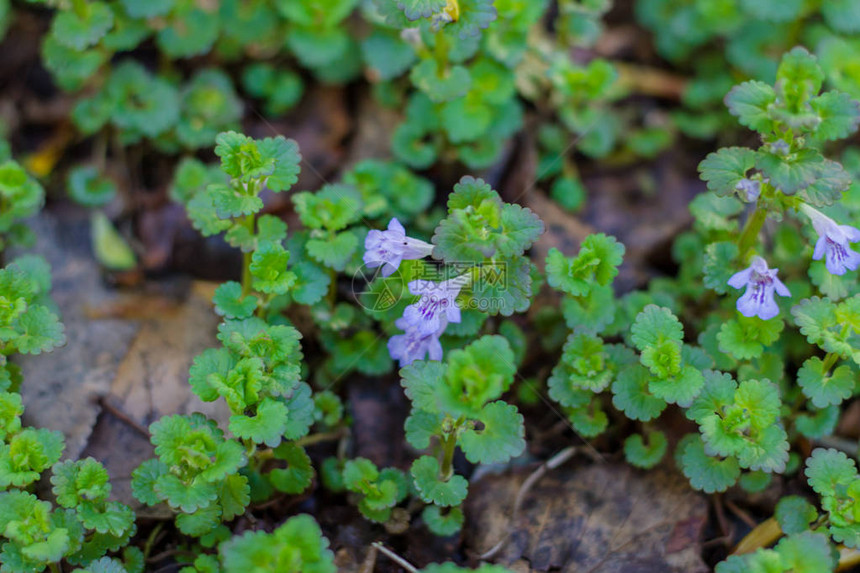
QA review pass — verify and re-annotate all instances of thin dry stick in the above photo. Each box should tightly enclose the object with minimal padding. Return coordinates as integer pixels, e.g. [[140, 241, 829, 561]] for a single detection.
[[372, 542, 418, 573], [358, 543, 379, 573], [724, 498, 757, 530], [98, 396, 150, 438], [479, 446, 577, 560]]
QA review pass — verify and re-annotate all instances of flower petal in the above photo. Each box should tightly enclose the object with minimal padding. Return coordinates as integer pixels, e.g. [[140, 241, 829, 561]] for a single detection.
[[813, 237, 827, 261], [727, 268, 752, 289], [387, 218, 406, 235], [773, 277, 791, 297], [736, 289, 758, 318]]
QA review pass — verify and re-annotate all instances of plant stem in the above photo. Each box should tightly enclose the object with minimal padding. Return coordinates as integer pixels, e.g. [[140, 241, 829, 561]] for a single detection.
[[295, 428, 348, 448], [822, 351, 840, 374], [143, 522, 164, 561], [241, 214, 255, 297], [434, 30, 449, 77], [71, 0, 88, 18], [439, 426, 458, 480], [736, 205, 768, 261]]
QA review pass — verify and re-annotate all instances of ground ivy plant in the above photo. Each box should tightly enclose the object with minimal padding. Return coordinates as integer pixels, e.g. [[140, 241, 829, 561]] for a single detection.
[[357, 176, 542, 534]]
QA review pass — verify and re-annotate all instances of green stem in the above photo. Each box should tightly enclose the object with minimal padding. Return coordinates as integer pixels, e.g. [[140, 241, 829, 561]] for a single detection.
[[439, 425, 459, 480], [49, 564, 61, 573], [737, 205, 768, 261], [143, 522, 164, 561], [71, 0, 88, 19], [434, 30, 449, 77], [253, 430, 347, 467], [822, 352, 840, 374], [241, 214, 255, 297], [326, 264, 337, 308], [294, 428, 347, 448]]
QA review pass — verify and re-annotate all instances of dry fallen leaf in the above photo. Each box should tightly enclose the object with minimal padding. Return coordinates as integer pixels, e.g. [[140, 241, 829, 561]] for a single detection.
[[466, 462, 709, 573], [14, 209, 140, 460], [85, 281, 231, 512]]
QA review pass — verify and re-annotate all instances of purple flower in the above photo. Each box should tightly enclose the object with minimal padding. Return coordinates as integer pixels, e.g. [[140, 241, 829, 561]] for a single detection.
[[388, 326, 444, 366], [802, 205, 860, 276], [400, 276, 467, 336], [364, 218, 434, 277], [735, 178, 761, 202], [727, 256, 790, 320], [387, 274, 470, 366]]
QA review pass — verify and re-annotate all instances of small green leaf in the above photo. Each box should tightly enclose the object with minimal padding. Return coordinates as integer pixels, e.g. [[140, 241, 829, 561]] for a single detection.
[[459, 401, 525, 465], [250, 242, 295, 295], [306, 231, 359, 272], [698, 147, 757, 196], [797, 357, 854, 408], [175, 504, 221, 537], [804, 448, 857, 498], [401, 360, 447, 414], [130, 459, 168, 506], [397, 0, 447, 19], [775, 496, 818, 535], [421, 505, 464, 536], [756, 149, 824, 196], [611, 364, 666, 422], [51, 1, 114, 50], [268, 443, 313, 494], [404, 409, 443, 450], [213, 282, 258, 319], [679, 434, 740, 493], [623, 431, 668, 469], [703, 242, 739, 294], [717, 317, 784, 360], [361, 31, 416, 81], [822, 0, 860, 34], [725, 81, 776, 133], [411, 456, 468, 507], [811, 91, 860, 141], [68, 166, 116, 207], [291, 262, 331, 305], [410, 59, 471, 103], [631, 305, 683, 349], [13, 305, 65, 355], [545, 234, 624, 296], [229, 397, 289, 447], [51, 458, 111, 508]]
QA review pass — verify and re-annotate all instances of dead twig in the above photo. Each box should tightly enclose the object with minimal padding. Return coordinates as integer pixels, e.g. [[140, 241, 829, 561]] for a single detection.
[[372, 542, 418, 573], [358, 544, 379, 573], [724, 499, 758, 530], [98, 396, 150, 438]]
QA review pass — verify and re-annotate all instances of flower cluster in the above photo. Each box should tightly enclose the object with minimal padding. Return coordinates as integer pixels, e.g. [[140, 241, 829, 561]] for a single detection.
[[363, 218, 470, 365]]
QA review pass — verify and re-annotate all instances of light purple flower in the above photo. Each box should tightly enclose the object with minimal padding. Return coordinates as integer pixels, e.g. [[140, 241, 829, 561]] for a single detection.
[[727, 256, 790, 320], [388, 325, 444, 366], [400, 276, 468, 336], [363, 218, 434, 277], [801, 205, 860, 276], [735, 178, 761, 202]]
